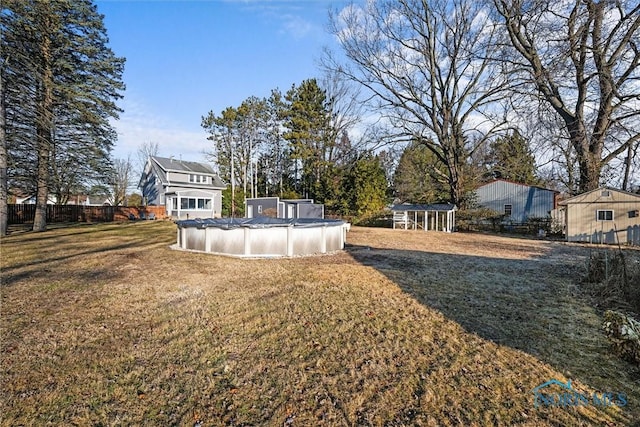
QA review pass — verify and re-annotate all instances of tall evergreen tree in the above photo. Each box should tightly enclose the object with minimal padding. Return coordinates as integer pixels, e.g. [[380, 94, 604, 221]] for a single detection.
[[485, 131, 539, 185], [394, 141, 450, 204], [1, 0, 124, 231], [263, 89, 290, 197], [202, 106, 239, 216], [283, 79, 333, 199], [0, 56, 7, 235], [343, 152, 388, 217], [236, 96, 267, 198]]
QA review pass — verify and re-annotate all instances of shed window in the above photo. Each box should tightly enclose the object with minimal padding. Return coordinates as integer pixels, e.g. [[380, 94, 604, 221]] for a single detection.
[[504, 204, 512, 216], [601, 190, 611, 197], [596, 210, 613, 221], [258, 205, 263, 214]]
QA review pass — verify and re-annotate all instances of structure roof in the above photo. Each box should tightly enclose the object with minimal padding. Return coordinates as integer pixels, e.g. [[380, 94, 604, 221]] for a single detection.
[[150, 156, 226, 188], [558, 187, 640, 205], [391, 203, 457, 212], [152, 156, 215, 174]]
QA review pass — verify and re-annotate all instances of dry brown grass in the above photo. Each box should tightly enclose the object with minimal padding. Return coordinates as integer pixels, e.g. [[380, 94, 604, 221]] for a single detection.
[[1, 222, 638, 426]]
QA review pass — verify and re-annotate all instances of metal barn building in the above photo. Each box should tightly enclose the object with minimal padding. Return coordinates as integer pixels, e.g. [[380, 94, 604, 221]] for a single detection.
[[558, 188, 640, 245], [475, 179, 558, 223]]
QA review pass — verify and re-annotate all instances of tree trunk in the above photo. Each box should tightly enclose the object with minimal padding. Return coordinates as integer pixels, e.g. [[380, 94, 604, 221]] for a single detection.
[[33, 12, 54, 232], [622, 141, 637, 191], [577, 153, 602, 193], [0, 60, 7, 236], [445, 148, 462, 207]]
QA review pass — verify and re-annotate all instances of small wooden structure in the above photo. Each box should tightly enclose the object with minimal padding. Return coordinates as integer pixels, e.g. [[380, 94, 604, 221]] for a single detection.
[[391, 203, 457, 232]]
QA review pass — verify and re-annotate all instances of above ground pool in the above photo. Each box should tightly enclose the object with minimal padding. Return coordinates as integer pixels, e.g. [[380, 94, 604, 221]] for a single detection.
[[174, 217, 350, 258]]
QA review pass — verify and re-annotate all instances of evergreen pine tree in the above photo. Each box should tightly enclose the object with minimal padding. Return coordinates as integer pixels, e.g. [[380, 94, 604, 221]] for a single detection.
[[486, 131, 539, 185], [1, 0, 124, 231]]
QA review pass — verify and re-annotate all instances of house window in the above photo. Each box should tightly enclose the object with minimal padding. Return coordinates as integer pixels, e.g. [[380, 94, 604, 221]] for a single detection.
[[180, 197, 212, 210], [596, 210, 613, 221], [504, 204, 512, 216], [172, 198, 178, 210], [197, 198, 212, 210], [630, 210, 639, 218], [181, 198, 196, 209], [189, 174, 208, 184]]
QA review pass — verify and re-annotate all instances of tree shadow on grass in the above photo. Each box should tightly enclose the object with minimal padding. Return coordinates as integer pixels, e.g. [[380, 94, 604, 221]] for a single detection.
[[346, 243, 640, 420], [1, 222, 174, 287], [3, 221, 160, 243]]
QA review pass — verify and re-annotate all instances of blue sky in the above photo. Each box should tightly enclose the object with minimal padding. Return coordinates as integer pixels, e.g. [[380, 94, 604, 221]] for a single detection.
[[95, 0, 353, 164]]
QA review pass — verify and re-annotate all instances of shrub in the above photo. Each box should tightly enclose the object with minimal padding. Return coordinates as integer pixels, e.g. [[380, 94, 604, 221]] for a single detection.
[[584, 250, 640, 317], [455, 208, 503, 232], [602, 310, 640, 365], [353, 210, 392, 228]]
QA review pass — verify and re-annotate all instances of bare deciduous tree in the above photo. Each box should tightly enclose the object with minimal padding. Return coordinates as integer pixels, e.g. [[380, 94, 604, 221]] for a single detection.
[[320, 68, 363, 162], [494, 0, 640, 193], [325, 0, 509, 205], [110, 156, 132, 207], [136, 141, 159, 174]]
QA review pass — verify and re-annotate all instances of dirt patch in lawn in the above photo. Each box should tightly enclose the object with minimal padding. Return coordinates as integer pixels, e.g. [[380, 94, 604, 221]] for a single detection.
[[1, 222, 638, 425]]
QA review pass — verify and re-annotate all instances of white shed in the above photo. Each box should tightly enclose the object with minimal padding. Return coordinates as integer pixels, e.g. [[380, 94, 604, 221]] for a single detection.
[[390, 203, 457, 232]]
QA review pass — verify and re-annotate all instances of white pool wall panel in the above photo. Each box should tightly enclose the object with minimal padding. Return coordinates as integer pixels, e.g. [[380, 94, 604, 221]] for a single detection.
[[175, 218, 349, 258]]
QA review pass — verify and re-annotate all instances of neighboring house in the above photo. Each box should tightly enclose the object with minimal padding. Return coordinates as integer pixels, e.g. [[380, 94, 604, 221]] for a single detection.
[[66, 195, 111, 206], [139, 156, 226, 219], [475, 179, 559, 223], [14, 192, 111, 206], [245, 197, 324, 219], [83, 196, 112, 206], [15, 194, 57, 205], [558, 187, 640, 245]]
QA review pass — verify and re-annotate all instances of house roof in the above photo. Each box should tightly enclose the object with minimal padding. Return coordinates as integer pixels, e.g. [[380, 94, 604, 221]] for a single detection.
[[476, 178, 559, 194], [152, 156, 215, 174], [558, 187, 640, 205], [391, 203, 457, 212], [149, 156, 226, 188], [245, 197, 318, 205]]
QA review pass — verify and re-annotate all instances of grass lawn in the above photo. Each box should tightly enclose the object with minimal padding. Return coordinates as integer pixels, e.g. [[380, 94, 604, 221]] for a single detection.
[[1, 221, 639, 426]]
